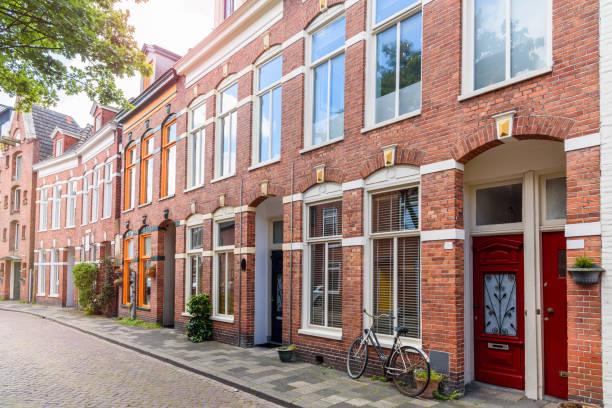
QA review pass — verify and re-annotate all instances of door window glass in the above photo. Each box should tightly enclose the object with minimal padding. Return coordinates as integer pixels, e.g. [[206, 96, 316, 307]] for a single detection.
[[476, 183, 522, 225], [546, 177, 566, 220], [483, 273, 517, 336]]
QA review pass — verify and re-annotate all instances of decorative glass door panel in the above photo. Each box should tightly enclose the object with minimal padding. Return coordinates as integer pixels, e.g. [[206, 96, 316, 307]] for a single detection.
[[483, 273, 517, 337]]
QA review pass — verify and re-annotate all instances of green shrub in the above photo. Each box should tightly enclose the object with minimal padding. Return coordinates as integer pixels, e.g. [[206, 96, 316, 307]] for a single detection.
[[95, 258, 116, 315], [186, 293, 213, 343], [116, 317, 161, 329], [574, 256, 594, 268], [72, 263, 99, 311]]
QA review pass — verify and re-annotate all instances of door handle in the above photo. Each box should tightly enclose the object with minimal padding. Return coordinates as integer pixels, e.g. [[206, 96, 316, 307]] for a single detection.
[[546, 307, 554, 315]]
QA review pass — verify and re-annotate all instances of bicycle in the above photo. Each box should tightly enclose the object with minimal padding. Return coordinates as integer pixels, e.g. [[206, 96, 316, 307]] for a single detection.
[[346, 309, 431, 397]]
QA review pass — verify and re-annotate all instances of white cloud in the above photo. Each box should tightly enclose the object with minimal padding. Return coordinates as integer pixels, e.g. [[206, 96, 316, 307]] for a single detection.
[[0, 0, 214, 128]]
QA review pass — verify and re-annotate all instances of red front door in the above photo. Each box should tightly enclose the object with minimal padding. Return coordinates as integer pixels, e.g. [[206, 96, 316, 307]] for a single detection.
[[542, 231, 568, 399], [473, 235, 525, 390]]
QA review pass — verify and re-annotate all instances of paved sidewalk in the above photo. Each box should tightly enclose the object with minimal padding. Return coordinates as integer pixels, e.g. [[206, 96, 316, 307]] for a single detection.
[[0, 301, 556, 408]]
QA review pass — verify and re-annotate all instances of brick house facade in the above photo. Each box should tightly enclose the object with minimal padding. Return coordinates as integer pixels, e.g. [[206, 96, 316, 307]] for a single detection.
[[1, 0, 606, 404], [32, 104, 121, 307]]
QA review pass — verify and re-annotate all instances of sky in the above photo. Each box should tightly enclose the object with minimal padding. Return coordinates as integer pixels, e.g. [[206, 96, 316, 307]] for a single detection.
[[0, 0, 214, 128]]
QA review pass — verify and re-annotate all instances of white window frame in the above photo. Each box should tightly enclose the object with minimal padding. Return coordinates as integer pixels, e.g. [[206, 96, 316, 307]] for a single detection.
[[212, 214, 235, 322], [56, 139, 63, 157], [82, 174, 90, 225], [37, 251, 46, 295], [252, 50, 283, 166], [215, 81, 238, 180], [363, 166, 422, 348], [469, 178, 525, 235], [187, 98, 206, 189], [51, 184, 62, 230], [13, 187, 20, 211], [49, 249, 59, 297], [39, 187, 48, 231], [91, 168, 101, 222], [365, 0, 423, 130], [304, 8, 346, 150], [103, 162, 112, 219], [14, 154, 22, 180], [460, 0, 553, 99], [13, 222, 19, 250], [66, 180, 77, 227], [185, 224, 204, 310], [539, 172, 566, 230]]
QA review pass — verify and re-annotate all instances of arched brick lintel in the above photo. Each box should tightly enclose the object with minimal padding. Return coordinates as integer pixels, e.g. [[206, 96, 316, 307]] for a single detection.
[[359, 148, 424, 179], [245, 183, 287, 208], [297, 167, 345, 194], [451, 115, 575, 164]]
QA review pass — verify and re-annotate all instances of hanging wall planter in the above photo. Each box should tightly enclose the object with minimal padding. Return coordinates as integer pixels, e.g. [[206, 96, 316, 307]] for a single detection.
[[568, 257, 604, 285]]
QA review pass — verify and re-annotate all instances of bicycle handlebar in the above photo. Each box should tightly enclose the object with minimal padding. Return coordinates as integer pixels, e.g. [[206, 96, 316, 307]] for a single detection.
[[363, 309, 392, 320]]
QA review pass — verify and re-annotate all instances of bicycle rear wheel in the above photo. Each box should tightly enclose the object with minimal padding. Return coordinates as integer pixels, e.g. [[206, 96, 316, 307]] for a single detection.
[[389, 345, 430, 397], [346, 335, 369, 379]]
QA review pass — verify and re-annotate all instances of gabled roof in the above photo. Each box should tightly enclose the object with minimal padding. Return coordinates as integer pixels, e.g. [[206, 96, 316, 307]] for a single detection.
[[30, 106, 81, 159], [64, 124, 94, 153]]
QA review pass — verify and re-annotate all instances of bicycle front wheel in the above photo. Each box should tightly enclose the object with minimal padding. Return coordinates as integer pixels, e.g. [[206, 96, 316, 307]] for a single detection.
[[346, 335, 369, 379], [389, 345, 430, 397]]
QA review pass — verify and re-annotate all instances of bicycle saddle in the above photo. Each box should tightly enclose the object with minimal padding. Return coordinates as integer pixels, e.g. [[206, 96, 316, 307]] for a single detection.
[[395, 326, 409, 335]]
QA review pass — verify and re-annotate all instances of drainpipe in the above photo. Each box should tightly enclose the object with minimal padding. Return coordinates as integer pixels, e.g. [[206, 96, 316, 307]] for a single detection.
[[238, 179, 243, 347], [289, 163, 294, 345]]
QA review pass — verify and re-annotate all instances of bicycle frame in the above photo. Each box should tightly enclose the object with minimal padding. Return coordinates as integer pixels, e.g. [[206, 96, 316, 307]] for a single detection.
[[362, 326, 401, 371]]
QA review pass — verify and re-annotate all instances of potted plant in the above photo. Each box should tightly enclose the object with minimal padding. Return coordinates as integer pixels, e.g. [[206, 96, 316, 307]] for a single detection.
[[568, 256, 605, 285], [415, 369, 443, 399], [558, 402, 600, 408], [277, 344, 296, 362], [146, 264, 156, 279]]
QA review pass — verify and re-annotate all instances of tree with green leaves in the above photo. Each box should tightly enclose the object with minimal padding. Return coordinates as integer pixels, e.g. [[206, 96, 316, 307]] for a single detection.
[[0, 0, 152, 111]]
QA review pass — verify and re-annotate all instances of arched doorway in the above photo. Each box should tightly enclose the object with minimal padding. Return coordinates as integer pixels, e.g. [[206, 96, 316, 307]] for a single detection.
[[463, 139, 567, 399]]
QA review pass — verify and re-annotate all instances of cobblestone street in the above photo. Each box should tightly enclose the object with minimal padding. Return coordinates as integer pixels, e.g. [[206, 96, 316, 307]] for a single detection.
[[0, 310, 279, 407]]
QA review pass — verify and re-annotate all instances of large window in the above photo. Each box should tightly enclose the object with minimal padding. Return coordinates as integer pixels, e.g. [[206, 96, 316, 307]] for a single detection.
[[82, 175, 89, 225], [370, 188, 420, 339], [13, 222, 19, 250], [188, 101, 206, 188], [186, 226, 203, 309], [91, 168, 101, 222], [309, 15, 345, 147], [307, 201, 343, 329], [139, 234, 152, 307], [216, 84, 237, 178], [14, 154, 21, 180], [372, 3, 422, 124], [123, 237, 135, 305], [465, 0, 550, 93], [124, 145, 136, 210], [214, 220, 235, 319], [103, 162, 112, 218], [49, 249, 59, 296], [51, 184, 62, 229], [37, 251, 46, 295], [255, 55, 282, 164], [39, 187, 48, 231], [141, 136, 154, 204], [12, 187, 20, 212], [66, 181, 77, 227], [161, 121, 177, 197]]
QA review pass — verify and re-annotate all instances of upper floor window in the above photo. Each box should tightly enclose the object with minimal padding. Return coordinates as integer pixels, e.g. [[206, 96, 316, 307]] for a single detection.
[[124, 145, 136, 210], [14, 154, 22, 180], [254, 54, 282, 165], [103, 162, 112, 218], [82, 175, 89, 225], [66, 180, 77, 227], [51, 184, 62, 229], [216, 84, 238, 178], [91, 168, 101, 222], [463, 0, 551, 94], [55, 139, 63, 157], [214, 219, 235, 320], [161, 121, 177, 197], [307, 15, 345, 148], [39, 187, 48, 231], [224, 0, 234, 19], [95, 115, 102, 132], [141, 136, 154, 204], [12, 187, 20, 212], [12, 221, 19, 250], [188, 101, 206, 188], [371, 3, 422, 125]]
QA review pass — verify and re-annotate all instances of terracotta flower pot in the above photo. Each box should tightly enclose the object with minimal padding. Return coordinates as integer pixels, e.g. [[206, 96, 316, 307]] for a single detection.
[[416, 377, 441, 399], [558, 402, 600, 408]]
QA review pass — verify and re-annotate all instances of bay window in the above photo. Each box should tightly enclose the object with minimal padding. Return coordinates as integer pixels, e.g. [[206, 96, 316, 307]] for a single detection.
[[370, 187, 420, 339], [216, 84, 237, 178], [463, 0, 551, 94], [141, 136, 154, 204], [214, 220, 235, 320], [186, 226, 203, 309], [254, 55, 282, 164], [308, 15, 345, 148], [307, 201, 343, 329], [188, 101, 206, 188], [162, 121, 177, 197]]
